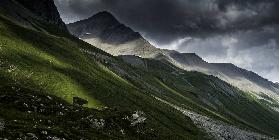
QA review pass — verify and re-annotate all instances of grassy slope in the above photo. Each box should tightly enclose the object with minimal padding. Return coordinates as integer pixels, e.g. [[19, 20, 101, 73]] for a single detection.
[[148, 60, 279, 137], [0, 76, 154, 139], [0, 10, 208, 139], [116, 57, 279, 138]]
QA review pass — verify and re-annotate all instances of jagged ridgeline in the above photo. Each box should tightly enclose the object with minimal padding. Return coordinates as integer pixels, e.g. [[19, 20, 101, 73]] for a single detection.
[[0, 0, 279, 140], [68, 11, 279, 103]]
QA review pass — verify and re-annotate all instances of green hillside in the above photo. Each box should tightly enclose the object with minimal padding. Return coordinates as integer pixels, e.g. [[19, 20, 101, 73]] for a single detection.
[[125, 58, 279, 137], [0, 6, 208, 139], [0, 1, 279, 139]]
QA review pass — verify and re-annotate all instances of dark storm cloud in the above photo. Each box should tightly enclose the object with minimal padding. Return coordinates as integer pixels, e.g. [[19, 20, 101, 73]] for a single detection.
[[55, 0, 279, 43], [175, 24, 279, 82], [54, 0, 279, 82]]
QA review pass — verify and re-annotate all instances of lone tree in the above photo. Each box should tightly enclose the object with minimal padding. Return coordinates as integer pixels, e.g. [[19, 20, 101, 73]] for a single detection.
[[73, 97, 88, 107]]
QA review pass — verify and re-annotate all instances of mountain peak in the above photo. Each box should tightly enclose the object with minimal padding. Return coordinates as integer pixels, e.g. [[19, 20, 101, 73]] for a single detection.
[[93, 11, 115, 18], [84, 11, 120, 25], [68, 11, 141, 44], [182, 53, 203, 59]]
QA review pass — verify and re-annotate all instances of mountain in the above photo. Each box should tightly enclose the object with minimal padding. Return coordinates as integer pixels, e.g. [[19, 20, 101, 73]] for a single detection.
[[68, 11, 279, 105], [68, 11, 140, 44], [68, 11, 160, 58], [1, 2, 279, 140]]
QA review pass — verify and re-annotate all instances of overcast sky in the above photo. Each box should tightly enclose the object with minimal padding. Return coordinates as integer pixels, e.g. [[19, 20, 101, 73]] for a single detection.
[[54, 0, 279, 83]]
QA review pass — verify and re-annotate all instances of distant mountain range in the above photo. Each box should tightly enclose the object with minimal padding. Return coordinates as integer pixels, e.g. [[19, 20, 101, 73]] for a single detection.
[[1, 1, 279, 139], [68, 11, 279, 103]]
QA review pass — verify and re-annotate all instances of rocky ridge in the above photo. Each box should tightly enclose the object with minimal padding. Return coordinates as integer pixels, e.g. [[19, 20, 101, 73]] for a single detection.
[[67, 11, 279, 103]]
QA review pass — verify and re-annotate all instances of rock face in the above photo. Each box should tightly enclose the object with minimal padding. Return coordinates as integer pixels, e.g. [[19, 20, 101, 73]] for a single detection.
[[14, 0, 67, 31], [0, 0, 67, 32], [67, 11, 279, 103]]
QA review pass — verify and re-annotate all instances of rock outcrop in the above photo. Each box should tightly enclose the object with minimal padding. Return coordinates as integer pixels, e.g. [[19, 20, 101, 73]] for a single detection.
[[0, 0, 67, 32], [14, 0, 67, 31]]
